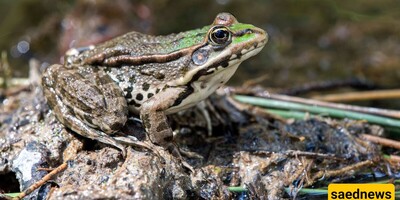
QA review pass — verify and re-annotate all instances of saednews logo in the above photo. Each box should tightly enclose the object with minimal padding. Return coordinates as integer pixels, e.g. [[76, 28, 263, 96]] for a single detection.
[[328, 184, 394, 200]]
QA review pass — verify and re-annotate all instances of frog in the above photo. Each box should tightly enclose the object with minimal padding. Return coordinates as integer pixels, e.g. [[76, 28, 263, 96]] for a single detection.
[[42, 13, 268, 155]]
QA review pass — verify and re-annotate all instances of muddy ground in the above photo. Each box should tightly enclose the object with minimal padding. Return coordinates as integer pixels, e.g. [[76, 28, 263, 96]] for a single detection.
[[0, 80, 383, 199]]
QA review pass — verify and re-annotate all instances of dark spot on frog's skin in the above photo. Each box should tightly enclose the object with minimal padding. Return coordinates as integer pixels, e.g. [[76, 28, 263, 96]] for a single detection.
[[220, 81, 224, 84], [200, 82, 207, 89], [95, 73, 112, 85], [139, 69, 152, 76], [136, 93, 143, 101], [124, 86, 133, 93], [154, 72, 165, 80], [179, 66, 189, 74], [125, 92, 132, 99], [129, 76, 136, 83], [164, 136, 173, 142], [128, 100, 141, 107], [116, 74, 124, 82], [147, 93, 154, 98], [156, 122, 169, 132], [162, 85, 171, 91], [236, 53, 242, 60], [155, 88, 160, 94], [142, 114, 151, 129], [221, 61, 229, 68], [103, 68, 112, 73], [142, 83, 150, 91]]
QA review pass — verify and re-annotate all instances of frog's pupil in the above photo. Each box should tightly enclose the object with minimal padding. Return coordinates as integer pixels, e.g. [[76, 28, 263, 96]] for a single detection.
[[215, 30, 227, 39]]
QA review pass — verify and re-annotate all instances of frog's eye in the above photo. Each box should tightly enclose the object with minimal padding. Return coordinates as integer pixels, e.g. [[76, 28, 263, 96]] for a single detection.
[[209, 27, 231, 45]]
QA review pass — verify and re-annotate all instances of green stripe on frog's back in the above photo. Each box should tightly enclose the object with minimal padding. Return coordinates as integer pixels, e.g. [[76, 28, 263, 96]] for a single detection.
[[229, 23, 256, 32], [80, 26, 210, 66], [172, 25, 210, 52]]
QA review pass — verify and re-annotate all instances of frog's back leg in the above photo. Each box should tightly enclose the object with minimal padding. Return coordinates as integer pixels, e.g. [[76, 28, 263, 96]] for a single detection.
[[42, 64, 128, 154]]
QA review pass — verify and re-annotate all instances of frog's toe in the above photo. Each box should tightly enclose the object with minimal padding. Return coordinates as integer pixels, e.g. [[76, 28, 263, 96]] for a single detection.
[[64, 113, 127, 156], [113, 136, 159, 156]]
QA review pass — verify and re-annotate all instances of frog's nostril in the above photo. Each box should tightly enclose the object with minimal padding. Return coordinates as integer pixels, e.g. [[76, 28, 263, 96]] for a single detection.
[[246, 29, 253, 34], [236, 29, 254, 37]]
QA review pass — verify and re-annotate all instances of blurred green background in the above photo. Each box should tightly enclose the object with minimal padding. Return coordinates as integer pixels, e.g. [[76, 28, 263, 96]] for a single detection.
[[0, 0, 399, 90]]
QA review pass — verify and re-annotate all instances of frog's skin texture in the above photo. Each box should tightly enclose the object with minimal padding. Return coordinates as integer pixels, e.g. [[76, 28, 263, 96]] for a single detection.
[[42, 13, 268, 153]]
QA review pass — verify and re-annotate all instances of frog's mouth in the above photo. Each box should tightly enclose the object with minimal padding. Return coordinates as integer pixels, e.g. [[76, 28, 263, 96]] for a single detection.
[[205, 41, 266, 74]]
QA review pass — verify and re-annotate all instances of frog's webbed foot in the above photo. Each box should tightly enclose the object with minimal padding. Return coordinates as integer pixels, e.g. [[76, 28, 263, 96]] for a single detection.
[[113, 134, 161, 157], [42, 64, 129, 156], [166, 143, 195, 173]]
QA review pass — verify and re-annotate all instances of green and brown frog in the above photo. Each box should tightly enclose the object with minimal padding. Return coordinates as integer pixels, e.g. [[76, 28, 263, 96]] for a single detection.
[[42, 13, 268, 154]]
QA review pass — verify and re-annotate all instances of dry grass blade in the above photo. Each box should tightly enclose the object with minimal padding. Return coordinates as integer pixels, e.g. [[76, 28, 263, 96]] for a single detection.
[[361, 134, 400, 150], [312, 89, 400, 102]]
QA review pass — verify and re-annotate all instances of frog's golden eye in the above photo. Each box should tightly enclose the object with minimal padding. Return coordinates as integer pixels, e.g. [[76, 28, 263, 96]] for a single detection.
[[209, 27, 231, 45]]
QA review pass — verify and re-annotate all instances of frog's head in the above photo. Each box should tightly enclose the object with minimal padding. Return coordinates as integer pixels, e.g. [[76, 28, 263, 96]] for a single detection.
[[173, 12, 268, 86]]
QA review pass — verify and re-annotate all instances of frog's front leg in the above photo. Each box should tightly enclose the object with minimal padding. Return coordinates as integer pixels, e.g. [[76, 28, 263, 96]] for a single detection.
[[140, 86, 187, 146], [42, 64, 128, 155]]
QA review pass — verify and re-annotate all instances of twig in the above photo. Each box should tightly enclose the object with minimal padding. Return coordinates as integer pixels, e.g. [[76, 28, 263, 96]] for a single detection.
[[306, 160, 373, 187], [284, 150, 346, 160], [13, 162, 68, 200], [361, 134, 400, 150], [242, 74, 269, 88], [312, 89, 400, 102]]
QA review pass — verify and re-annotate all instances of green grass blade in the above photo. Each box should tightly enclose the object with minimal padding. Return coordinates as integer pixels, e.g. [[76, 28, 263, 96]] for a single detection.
[[234, 95, 400, 129]]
